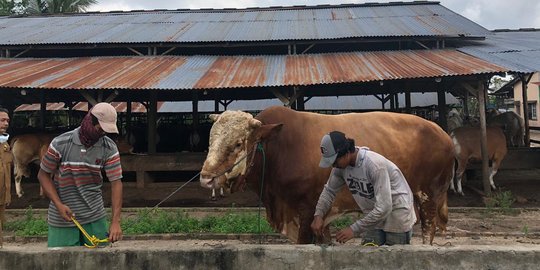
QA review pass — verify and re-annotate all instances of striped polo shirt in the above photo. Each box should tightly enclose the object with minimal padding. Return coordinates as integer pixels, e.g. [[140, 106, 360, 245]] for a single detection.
[[40, 128, 122, 227]]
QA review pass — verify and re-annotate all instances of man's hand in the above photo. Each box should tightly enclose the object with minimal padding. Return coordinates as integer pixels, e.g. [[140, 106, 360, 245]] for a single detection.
[[56, 203, 73, 222], [335, 227, 354, 243], [311, 215, 324, 236], [108, 221, 123, 243]]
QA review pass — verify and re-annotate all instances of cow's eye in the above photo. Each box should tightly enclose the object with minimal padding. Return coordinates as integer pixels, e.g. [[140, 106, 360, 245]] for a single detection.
[[235, 142, 242, 148]]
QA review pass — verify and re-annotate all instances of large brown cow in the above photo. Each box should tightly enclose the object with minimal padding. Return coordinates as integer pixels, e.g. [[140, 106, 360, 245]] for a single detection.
[[200, 106, 454, 244], [10, 133, 55, 197], [450, 126, 507, 195]]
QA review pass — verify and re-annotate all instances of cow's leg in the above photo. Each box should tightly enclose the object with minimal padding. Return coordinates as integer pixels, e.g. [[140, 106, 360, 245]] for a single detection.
[[454, 160, 467, 196], [14, 174, 23, 198], [211, 188, 217, 201], [297, 203, 316, 244], [220, 187, 224, 197], [415, 190, 437, 244], [489, 161, 500, 190]]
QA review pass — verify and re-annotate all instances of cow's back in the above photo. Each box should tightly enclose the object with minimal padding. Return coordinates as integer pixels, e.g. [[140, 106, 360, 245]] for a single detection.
[[451, 126, 507, 160], [255, 107, 454, 191]]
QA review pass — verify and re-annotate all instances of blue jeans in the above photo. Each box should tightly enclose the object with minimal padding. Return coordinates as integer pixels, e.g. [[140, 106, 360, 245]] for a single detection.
[[361, 229, 412, 246]]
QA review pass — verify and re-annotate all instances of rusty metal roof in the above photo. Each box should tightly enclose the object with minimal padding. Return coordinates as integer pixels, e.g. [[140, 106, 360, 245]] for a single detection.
[[0, 50, 507, 91], [0, 2, 489, 45]]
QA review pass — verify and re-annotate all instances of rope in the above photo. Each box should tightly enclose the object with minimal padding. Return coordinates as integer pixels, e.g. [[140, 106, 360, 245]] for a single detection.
[[127, 149, 252, 226], [71, 216, 109, 248], [256, 142, 266, 244]]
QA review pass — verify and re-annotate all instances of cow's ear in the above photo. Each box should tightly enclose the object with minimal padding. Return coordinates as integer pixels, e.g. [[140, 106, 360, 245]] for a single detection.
[[258, 123, 283, 140], [209, 114, 220, 122]]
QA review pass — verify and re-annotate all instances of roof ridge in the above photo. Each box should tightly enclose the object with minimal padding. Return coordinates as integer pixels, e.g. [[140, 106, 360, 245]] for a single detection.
[[6, 1, 441, 18]]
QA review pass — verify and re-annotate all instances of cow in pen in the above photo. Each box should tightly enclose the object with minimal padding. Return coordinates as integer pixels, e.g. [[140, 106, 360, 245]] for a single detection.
[[200, 106, 455, 244]]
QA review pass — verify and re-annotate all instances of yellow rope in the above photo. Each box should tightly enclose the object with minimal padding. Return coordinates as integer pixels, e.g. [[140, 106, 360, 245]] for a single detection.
[[71, 216, 109, 248], [362, 242, 379, 247]]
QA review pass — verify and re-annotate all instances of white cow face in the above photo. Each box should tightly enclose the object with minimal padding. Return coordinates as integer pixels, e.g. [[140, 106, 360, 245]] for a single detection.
[[199, 110, 261, 190]]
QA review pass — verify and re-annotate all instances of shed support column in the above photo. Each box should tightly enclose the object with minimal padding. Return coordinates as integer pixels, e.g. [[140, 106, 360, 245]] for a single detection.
[[39, 90, 46, 131], [437, 89, 447, 131], [405, 91, 411, 114], [147, 90, 158, 154], [462, 81, 491, 196], [126, 101, 132, 138], [478, 81, 490, 196], [519, 73, 533, 146], [191, 91, 200, 151]]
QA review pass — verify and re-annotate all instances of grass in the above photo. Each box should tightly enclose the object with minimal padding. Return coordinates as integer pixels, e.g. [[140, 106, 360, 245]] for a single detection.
[[3, 208, 276, 237], [4, 208, 359, 237], [3, 207, 48, 236], [484, 190, 518, 215]]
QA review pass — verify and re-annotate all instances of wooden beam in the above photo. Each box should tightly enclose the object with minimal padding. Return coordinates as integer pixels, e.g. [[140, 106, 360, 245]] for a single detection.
[[104, 90, 119, 103], [79, 90, 97, 106], [270, 89, 290, 105], [127, 47, 144, 56]]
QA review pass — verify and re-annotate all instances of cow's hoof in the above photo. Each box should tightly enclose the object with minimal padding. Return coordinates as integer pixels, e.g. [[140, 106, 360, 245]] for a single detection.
[[459, 191, 465, 196], [211, 196, 217, 201]]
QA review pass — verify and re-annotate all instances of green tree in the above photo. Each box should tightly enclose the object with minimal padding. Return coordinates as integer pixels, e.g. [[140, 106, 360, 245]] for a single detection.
[[0, 0, 16, 15], [25, 0, 98, 14]]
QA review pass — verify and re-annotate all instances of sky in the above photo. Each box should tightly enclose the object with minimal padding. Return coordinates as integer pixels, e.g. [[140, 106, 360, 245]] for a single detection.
[[89, 0, 540, 30]]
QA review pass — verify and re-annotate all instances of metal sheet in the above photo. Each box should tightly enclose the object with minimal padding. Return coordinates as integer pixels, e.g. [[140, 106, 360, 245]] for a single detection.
[[458, 30, 540, 73], [0, 50, 507, 90], [0, 2, 489, 45]]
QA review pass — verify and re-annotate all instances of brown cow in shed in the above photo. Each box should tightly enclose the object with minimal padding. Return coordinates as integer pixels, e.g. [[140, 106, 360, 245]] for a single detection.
[[487, 111, 524, 147], [10, 134, 55, 197], [449, 126, 507, 195], [200, 106, 455, 244], [11, 133, 133, 198]]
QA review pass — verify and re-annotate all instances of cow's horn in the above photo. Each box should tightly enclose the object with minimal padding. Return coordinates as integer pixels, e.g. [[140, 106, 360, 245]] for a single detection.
[[248, 118, 262, 128]]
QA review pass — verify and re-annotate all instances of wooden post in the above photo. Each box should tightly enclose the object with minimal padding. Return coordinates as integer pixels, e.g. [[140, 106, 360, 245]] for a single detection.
[[40, 90, 46, 131], [520, 73, 533, 146], [126, 101, 132, 138], [461, 81, 491, 196], [147, 90, 158, 154], [478, 81, 491, 196], [437, 88, 447, 131], [405, 91, 411, 114]]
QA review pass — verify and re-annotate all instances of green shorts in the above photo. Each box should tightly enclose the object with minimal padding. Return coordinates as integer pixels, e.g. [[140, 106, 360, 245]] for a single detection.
[[47, 217, 109, 248]]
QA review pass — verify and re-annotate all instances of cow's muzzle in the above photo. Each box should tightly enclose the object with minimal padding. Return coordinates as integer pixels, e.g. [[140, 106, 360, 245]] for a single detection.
[[200, 171, 220, 189]]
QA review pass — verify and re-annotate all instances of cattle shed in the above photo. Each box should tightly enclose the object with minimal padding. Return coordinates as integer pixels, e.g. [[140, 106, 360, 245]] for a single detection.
[[0, 1, 538, 193]]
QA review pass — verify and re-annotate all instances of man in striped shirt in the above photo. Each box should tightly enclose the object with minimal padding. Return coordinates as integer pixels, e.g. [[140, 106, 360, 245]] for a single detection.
[[38, 103, 123, 248]]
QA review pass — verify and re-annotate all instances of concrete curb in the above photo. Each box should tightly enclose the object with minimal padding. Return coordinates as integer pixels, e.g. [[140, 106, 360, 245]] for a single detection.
[[1, 243, 540, 270]]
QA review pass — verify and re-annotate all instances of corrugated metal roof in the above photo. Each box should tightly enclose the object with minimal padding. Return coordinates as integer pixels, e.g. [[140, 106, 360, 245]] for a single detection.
[[458, 30, 540, 73], [0, 2, 489, 45], [15, 93, 459, 113], [0, 50, 507, 90]]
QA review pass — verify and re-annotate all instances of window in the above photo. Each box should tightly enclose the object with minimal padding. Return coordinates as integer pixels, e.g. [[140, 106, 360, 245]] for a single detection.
[[527, 102, 537, 120]]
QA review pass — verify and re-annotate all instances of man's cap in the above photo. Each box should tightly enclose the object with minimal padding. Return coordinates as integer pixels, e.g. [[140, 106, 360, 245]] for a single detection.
[[91, 103, 118, 134], [319, 131, 348, 168]]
